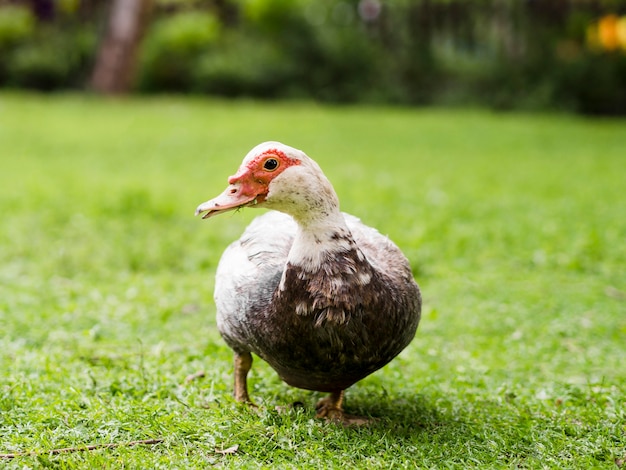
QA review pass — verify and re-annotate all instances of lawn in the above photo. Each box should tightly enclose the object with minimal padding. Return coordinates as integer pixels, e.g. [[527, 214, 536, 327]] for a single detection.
[[0, 93, 624, 468]]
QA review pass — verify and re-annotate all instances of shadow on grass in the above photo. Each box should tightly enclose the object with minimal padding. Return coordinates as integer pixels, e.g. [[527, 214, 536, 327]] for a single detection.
[[336, 389, 544, 466], [349, 391, 458, 436]]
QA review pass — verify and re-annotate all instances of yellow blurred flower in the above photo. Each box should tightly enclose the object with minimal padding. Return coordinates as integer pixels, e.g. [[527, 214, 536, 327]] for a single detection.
[[599, 15, 620, 50], [617, 16, 626, 50], [587, 15, 626, 52]]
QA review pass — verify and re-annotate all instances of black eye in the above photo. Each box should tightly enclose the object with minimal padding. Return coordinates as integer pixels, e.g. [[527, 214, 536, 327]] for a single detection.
[[263, 158, 279, 171]]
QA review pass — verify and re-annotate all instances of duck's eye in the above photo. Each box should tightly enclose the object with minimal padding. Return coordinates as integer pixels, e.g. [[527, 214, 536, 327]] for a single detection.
[[263, 158, 279, 171]]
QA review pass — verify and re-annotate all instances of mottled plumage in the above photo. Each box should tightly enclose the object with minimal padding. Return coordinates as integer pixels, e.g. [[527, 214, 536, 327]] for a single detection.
[[196, 142, 421, 423]]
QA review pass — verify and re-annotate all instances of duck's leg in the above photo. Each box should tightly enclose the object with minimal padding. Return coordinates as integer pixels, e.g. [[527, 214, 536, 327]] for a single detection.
[[315, 390, 345, 420], [315, 390, 371, 426], [233, 351, 255, 405]]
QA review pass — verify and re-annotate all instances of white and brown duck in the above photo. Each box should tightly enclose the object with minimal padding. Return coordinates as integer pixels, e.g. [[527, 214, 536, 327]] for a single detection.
[[196, 142, 421, 424]]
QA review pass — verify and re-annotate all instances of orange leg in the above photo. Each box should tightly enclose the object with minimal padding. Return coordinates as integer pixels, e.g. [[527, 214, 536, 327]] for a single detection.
[[233, 352, 255, 405]]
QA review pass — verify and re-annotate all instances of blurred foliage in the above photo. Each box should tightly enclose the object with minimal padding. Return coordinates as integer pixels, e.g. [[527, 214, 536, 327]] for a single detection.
[[0, 3, 95, 90], [0, 5, 34, 82], [0, 5, 34, 48], [1, 0, 626, 114], [139, 11, 221, 91], [193, 34, 295, 97], [7, 27, 96, 90]]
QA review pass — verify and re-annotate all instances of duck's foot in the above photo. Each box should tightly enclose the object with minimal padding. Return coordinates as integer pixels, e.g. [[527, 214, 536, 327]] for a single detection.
[[315, 391, 373, 426]]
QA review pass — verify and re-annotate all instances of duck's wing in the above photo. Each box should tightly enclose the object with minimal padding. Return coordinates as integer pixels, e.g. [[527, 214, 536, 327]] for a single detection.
[[342, 212, 416, 284], [214, 211, 296, 350]]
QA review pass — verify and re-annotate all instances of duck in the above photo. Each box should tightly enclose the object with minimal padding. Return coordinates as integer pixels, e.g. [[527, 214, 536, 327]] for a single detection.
[[195, 142, 421, 424]]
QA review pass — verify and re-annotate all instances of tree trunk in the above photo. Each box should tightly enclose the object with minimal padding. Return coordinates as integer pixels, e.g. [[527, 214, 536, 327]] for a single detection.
[[90, 0, 153, 94]]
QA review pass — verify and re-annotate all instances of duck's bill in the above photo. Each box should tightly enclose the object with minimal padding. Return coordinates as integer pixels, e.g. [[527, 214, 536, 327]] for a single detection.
[[195, 185, 261, 219]]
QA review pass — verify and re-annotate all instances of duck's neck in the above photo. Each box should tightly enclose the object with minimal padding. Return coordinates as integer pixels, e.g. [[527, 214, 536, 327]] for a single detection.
[[288, 210, 356, 272], [267, 162, 379, 322], [276, 205, 376, 324], [266, 164, 357, 271]]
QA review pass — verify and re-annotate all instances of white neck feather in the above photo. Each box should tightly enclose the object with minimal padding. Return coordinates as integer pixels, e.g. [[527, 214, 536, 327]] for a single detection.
[[289, 214, 353, 271], [263, 161, 354, 271]]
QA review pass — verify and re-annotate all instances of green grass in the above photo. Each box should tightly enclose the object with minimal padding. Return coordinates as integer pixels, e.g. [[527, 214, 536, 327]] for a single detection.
[[0, 92, 625, 468]]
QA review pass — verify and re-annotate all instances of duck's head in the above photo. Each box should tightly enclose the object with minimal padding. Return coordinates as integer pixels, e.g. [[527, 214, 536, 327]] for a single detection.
[[195, 141, 338, 221]]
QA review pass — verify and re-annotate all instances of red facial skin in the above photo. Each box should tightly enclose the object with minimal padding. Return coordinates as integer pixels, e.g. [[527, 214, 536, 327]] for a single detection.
[[196, 149, 301, 219]]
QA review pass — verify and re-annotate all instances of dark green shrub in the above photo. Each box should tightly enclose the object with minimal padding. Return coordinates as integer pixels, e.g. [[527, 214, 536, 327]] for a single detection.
[[193, 34, 296, 97], [0, 6, 34, 48], [9, 44, 70, 90], [234, 0, 382, 102], [138, 11, 221, 91], [241, 0, 301, 33], [0, 6, 35, 83], [6, 28, 96, 90], [554, 52, 626, 115], [308, 26, 382, 103]]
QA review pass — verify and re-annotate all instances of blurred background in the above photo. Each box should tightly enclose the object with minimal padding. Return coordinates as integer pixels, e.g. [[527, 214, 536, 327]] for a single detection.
[[1, 0, 625, 115]]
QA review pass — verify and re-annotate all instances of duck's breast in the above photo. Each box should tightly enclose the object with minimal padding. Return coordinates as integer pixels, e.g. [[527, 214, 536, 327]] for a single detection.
[[214, 211, 296, 353]]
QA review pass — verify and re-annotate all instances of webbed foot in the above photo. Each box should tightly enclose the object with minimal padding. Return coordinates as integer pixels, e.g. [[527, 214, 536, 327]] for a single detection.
[[315, 390, 372, 426]]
